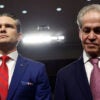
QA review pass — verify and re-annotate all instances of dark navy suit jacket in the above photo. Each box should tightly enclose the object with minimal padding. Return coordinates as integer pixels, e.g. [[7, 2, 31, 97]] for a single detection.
[[6, 55, 51, 100], [54, 57, 93, 100]]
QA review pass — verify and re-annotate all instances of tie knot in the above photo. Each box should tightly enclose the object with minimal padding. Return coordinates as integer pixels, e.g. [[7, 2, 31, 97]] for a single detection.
[[0, 55, 10, 62], [90, 58, 99, 65]]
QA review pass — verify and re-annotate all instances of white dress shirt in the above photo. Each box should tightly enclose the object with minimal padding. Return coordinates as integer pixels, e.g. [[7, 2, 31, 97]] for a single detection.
[[83, 50, 100, 84], [0, 51, 18, 86]]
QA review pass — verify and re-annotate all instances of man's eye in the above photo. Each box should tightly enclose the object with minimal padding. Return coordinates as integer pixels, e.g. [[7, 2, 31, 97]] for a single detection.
[[94, 27, 100, 34], [82, 28, 91, 34], [5, 24, 14, 28]]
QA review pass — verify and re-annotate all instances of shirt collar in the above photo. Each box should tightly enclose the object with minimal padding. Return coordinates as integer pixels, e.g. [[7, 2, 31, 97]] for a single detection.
[[8, 51, 18, 61], [83, 50, 90, 64], [0, 50, 18, 61], [83, 50, 100, 64]]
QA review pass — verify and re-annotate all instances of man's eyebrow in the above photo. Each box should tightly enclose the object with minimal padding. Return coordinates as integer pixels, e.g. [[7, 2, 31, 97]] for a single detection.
[[0, 23, 15, 28]]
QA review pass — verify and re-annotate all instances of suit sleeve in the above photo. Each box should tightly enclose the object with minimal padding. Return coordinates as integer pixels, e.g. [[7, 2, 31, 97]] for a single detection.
[[54, 71, 67, 100], [35, 64, 52, 100]]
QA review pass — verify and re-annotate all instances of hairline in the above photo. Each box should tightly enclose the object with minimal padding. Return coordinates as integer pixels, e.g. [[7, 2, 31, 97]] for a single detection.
[[0, 13, 21, 33], [77, 4, 100, 29]]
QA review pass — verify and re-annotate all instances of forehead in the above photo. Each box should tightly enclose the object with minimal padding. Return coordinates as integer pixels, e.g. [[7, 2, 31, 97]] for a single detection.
[[0, 16, 16, 25], [82, 11, 100, 27], [83, 11, 100, 22]]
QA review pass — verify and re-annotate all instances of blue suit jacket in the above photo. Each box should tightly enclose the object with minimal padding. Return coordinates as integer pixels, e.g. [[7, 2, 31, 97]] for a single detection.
[[54, 57, 93, 100], [6, 55, 51, 100]]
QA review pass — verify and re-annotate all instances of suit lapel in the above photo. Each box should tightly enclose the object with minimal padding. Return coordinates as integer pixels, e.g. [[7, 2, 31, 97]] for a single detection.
[[76, 57, 93, 100], [7, 55, 27, 100]]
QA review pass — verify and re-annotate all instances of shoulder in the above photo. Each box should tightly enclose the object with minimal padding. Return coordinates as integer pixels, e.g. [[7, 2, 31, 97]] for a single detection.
[[57, 57, 83, 77], [18, 54, 45, 69]]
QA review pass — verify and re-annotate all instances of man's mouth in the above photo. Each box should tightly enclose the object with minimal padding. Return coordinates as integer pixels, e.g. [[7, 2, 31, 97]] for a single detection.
[[0, 35, 8, 38], [86, 43, 98, 48]]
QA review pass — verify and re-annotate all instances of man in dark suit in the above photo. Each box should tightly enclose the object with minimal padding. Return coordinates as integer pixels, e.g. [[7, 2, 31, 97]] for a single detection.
[[0, 13, 51, 100], [54, 4, 100, 100]]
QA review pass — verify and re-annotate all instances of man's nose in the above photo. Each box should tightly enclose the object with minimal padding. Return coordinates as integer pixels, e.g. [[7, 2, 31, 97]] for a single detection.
[[88, 31, 97, 42], [0, 26, 6, 33], [88, 31, 96, 39]]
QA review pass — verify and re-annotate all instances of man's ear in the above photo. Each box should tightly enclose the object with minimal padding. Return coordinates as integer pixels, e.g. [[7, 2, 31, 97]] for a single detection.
[[18, 32, 22, 41]]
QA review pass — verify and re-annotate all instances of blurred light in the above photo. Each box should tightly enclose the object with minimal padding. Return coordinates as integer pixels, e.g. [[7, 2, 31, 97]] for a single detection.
[[22, 34, 65, 44], [23, 35, 52, 44], [56, 7, 62, 12], [22, 10, 28, 14], [37, 25, 50, 31], [0, 4, 5, 8], [87, 0, 91, 1], [57, 36, 65, 40]]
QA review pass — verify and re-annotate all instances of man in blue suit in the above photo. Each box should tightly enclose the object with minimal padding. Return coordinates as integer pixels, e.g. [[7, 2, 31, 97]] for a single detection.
[[55, 4, 100, 100], [0, 13, 51, 100]]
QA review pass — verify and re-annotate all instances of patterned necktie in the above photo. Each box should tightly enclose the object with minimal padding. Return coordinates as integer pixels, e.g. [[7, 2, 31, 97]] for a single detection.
[[90, 58, 100, 100], [0, 55, 9, 100]]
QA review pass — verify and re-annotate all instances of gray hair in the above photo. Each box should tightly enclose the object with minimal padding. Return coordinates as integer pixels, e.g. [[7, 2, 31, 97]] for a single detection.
[[0, 13, 21, 33], [77, 4, 100, 29]]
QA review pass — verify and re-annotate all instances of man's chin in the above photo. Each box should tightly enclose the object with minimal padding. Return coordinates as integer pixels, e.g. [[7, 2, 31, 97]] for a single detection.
[[86, 50, 99, 57], [0, 41, 9, 44]]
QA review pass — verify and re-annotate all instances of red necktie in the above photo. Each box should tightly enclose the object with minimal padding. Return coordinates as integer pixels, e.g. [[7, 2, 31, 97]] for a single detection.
[[0, 56, 9, 100], [90, 58, 100, 100]]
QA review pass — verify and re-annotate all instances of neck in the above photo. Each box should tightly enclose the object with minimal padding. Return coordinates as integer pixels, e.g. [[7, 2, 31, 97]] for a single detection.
[[0, 45, 17, 55], [89, 53, 100, 58]]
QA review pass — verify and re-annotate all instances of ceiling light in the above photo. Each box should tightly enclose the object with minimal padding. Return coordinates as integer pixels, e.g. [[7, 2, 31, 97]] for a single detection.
[[0, 4, 5, 8], [56, 7, 62, 12], [22, 10, 28, 14]]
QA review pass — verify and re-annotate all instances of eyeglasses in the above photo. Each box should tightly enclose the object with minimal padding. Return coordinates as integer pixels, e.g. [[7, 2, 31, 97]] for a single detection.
[[81, 26, 100, 34]]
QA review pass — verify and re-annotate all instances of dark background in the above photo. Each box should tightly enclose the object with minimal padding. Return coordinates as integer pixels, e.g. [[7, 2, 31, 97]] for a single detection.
[[0, 0, 99, 93]]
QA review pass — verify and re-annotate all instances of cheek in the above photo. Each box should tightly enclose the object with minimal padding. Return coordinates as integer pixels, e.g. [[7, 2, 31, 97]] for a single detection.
[[10, 32, 20, 40], [98, 36, 100, 42], [14, 35, 20, 40], [79, 34, 86, 42]]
